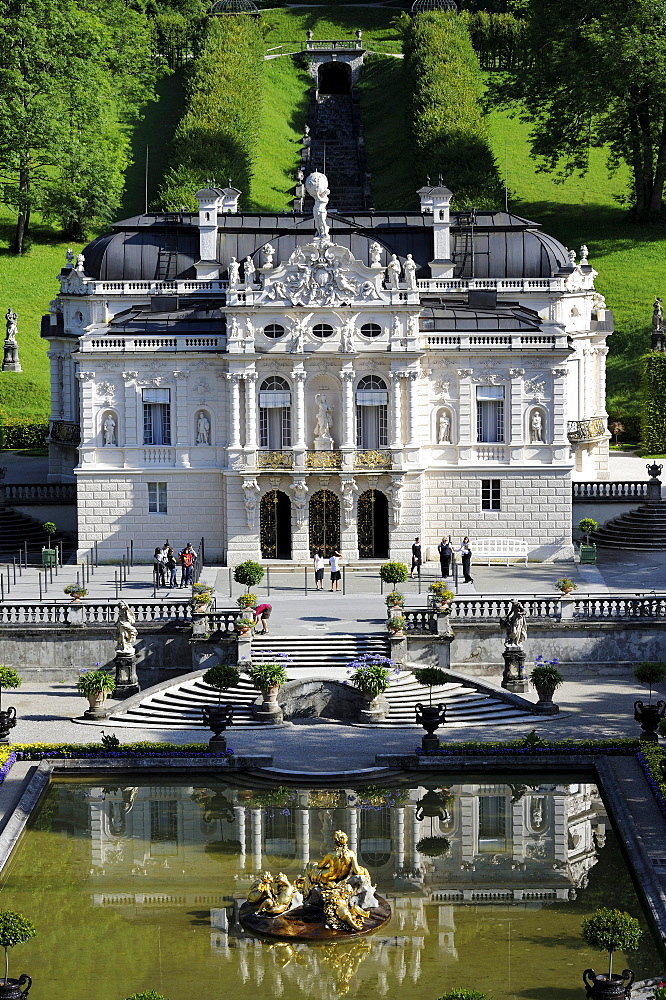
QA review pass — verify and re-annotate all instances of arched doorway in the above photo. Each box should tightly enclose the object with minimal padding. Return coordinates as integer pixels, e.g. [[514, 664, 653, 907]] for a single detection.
[[309, 489, 340, 557], [357, 490, 389, 558], [260, 490, 292, 559], [318, 61, 351, 95]]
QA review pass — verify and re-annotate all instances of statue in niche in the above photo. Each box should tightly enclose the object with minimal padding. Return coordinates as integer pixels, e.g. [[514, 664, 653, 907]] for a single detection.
[[314, 393, 333, 439], [403, 254, 417, 291], [228, 257, 240, 286], [103, 413, 117, 446], [243, 256, 256, 286], [116, 600, 138, 653], [340, 316, 357, 353], [500, 600, 528, 648], [5, 309, 17, 343], [305, 172, 330, 241], [530, 410, 544, 443], [197, 411, 210, 445], [386, 255, 401, 290], [437, 411, 451, 443]]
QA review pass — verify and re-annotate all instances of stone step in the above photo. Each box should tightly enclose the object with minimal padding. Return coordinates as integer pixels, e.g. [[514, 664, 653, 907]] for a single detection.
[[592, 502, 666, 549]]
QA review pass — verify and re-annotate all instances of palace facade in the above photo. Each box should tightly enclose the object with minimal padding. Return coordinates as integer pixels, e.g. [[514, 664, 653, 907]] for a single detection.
[[43, 176, 611, 564]]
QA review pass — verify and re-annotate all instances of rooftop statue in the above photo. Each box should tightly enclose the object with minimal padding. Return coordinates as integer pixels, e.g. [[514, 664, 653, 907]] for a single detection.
[[305, 171, 330, 242]]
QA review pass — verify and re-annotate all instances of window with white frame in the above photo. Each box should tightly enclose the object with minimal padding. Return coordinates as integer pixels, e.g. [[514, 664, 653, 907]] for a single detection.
[[143, 388, 171, 445], [259, 376, 292, 449], [481, 479, 501, 510], [476, 385, 505, 443], [356, 375, 388, 449], [148, 482, 167, 514]]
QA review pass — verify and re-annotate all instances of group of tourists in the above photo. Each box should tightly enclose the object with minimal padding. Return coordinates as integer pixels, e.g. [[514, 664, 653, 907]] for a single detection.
[[312, 549, 343, 591], [152, 541, 197, 588], [411, 536, 473, 584]]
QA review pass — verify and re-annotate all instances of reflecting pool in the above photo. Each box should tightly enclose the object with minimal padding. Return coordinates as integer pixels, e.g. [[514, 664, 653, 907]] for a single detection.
[[0, 776, 662, 1000]]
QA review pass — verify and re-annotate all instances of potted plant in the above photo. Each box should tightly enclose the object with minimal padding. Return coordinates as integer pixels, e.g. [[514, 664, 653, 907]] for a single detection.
[[428, 581, 455, 612], [633, 660, 666, 741], [579, 518, 598, 564], [0, 910, 36, 999], [233, 560, 264, 594], [247, 652, 291, 723], [415, 835, 451, 858], [191, 583, 214, 610], [0, 668, 20, 745], [63, 582, 87, 602], [201, 663, 240, 750], [554, 577, 577, 596], [348, 653, 398, 723], [77, 667, 116, 720], [235, 617, 255, 637], [237, 592, 258, 610], [41, 522, 58, 568], [530, 656, 563, 715], [385, 590, 405, 611], [413, 666, 449, 751], [581, 908, 642, 999], [387, 614, 406, 637], [380, 561, 409, 608]]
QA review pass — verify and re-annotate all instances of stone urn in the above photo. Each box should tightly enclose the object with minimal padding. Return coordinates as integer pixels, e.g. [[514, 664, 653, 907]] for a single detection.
[[634, 699, 666, 742], [253, 685, 283, 724], [202, 704, 233, 751], [534, 684, 560, 715], [359, 694, 389, 724], [0, 707, 17, 744], [84, 692, 108, 721], [583, 968, 634, 999], [0, 976, 32, 999], [415, 702, 446, 752]]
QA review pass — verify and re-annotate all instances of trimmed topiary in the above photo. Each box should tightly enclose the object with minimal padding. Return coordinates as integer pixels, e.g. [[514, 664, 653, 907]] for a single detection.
[[581, 908, 642, 980], [203, 664, 240, 702], [380, 561, 409, 586], [0, 911, 36, 984], [233, 560, 264, 592], [634, 661, 666, 705]]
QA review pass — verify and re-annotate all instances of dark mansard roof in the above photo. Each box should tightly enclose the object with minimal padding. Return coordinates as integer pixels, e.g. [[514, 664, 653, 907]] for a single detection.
[[81, 208, 569, 283]]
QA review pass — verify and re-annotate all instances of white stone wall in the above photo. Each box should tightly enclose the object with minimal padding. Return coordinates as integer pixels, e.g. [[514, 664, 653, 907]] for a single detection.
[[77, 471, 225, 562], [423, 469, 573, 561]]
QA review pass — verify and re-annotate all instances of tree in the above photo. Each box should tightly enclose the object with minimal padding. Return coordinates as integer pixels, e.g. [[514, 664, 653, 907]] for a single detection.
[[490, 0, 666, 219], [0, 911, 36, 985], [581, 908, 642, 980]]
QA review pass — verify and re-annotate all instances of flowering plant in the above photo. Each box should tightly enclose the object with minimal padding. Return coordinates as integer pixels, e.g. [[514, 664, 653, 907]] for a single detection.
[[248, 651, 292, 690], [531, 656, 563, 695], [385, 591, 405, 607], [77, 668, 116, 698], [64, 583, 87, 599], [651, 984, 666, 1000], [428, 581, 455, 603], [387, 615, 406, 632], [347, 653, 399, 698], [237, 592, 258, 609], [554, 578, 577, 593], [235, 617, 255, 632]]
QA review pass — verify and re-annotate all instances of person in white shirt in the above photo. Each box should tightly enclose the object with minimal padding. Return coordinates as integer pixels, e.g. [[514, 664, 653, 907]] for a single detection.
[[313, 550, 325, 590], [329, 551, 342, 591], [457, 537, 473, 584]]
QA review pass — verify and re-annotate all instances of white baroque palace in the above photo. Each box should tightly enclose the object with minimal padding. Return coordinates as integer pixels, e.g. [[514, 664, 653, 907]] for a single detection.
[[43, 175, 611, 563]]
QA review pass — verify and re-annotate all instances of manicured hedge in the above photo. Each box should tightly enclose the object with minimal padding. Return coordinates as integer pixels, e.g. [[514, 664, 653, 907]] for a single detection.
[[403, 12, 503, 209], [0, 418, 49, 450], [641, 352, 666, 454], [157, 16, 264, 211], [419, 734, 642, 756]]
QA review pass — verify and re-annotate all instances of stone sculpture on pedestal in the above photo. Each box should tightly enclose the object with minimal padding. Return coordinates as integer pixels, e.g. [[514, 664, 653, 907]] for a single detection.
[[2, 308, 21, 372], [499, 600, 529, 693], [114, 599, 139, 698]]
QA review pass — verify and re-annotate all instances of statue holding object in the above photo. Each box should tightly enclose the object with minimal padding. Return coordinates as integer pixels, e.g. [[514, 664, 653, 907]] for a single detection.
[[2, 308, 21, 372]]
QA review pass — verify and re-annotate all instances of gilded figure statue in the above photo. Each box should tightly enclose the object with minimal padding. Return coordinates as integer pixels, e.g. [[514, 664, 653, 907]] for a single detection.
[[247, 871, 274, 904], [254, 873, 304, 915]]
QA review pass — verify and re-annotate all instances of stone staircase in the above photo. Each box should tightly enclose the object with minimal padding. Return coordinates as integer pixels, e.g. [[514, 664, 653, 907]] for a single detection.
[[108, 635, 535, 730], [306, 92, 368, 213], [0, 505, 74, 562], [592, 501, 666, 550]]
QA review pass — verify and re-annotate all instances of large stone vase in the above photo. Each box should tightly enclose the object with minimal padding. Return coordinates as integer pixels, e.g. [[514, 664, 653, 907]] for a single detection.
[[0, 976, 32, 999], [415, 702, 446, 752], [359, 693, 389, 724], [202, 703, 234, 750], [634, 700, 666, 742], [84, 692, 108, 720], [534, 685, 560, 715], [253, 686, 283, 724], [583, 968, 634, 999], [0, 707, 17, 744]]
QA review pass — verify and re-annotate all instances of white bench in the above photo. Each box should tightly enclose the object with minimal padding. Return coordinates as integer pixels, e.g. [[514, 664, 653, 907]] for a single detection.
[[466, 538, 529, 567]]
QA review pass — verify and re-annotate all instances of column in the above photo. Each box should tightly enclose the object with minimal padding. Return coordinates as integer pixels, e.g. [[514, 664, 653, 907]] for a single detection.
[[457, 369, 473, 457], [122, 372, 139, 449], [395, 806, 405, 872], [244, 370, 257, 451], [297, 806, 310, 866], [292, 368, 306, 451], [228, 373, 241, 448], [47, 351, 63, 419], [390, 370, 403, 448], [551, 367, 568, 447], [509, 368, 524, 461], [341, 370, 355, 448], [250, 806, 262, 872], [405, 371, 419, 447], [348, 806, 360, 853], [173, 371, 190, 467], [234, 805, 247, 870]]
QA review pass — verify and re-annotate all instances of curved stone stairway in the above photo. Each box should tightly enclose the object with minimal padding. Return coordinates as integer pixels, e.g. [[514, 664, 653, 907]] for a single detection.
[[592, 501, 666, 550], [108, 635, 536, 730]]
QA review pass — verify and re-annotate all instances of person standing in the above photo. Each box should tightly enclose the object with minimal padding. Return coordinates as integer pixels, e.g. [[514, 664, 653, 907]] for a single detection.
[[410, 537, 422, 579], [254, 602, 272, 634], [313, 550, 325, 590], [457, 537, 473, 584], [165, 546, 177, 589], [329, 550, 342, 592], [153, 547, 164, 589], [179, 542, 197, 587], [438, 536, 453, 578]]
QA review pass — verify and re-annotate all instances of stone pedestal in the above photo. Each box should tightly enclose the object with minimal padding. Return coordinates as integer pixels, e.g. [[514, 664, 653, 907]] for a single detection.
[[647, 477, 662, 500], [359, 694, 389, 724], [114, 650, 139, 698], [2, 340, 21, 372], [502, 645, 528, 693], [314, 435, 334, 451], [253, 688, 284, 724]]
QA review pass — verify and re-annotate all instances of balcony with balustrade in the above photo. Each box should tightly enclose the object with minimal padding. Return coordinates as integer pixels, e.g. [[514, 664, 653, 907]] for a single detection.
[[567, 417, 607, 445]]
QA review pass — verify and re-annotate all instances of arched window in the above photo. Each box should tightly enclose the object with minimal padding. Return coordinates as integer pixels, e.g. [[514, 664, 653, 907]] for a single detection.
[[263, 323, 285, 340], [312, 323, 334, 339], [360, 323, 382, 339], [356, 375, 388, 449], [259, 376, 291, 449]]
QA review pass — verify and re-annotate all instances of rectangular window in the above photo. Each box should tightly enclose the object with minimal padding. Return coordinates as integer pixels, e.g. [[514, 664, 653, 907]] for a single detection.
[[143, 388, 171, 445], [148, 481, 167, 514], [476, 385, 504, 443], [481, 479, 501, 510], [478, 795, 508, 852], [259, 407, 291, 448], [356, 404, 388, 449]]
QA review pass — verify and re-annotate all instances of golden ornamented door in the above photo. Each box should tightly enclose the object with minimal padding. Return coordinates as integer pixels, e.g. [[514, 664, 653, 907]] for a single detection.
[[308, 489, 340, 557]]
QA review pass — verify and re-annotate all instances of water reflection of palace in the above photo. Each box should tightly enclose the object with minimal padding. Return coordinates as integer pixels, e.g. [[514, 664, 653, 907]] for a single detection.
[[64, 781, 605, 994]]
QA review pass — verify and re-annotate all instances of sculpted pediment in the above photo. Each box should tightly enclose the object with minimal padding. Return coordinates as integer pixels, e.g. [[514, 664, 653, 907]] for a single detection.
[[259, 240, 387, 308]]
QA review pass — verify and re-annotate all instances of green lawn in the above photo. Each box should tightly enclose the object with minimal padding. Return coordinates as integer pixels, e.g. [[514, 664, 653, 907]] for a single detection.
[[260, 7, 401, 51]]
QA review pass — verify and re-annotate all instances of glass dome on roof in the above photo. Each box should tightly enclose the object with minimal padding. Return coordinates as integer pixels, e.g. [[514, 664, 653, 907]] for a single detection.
[[210, 0, 259, 15], [410, 0, 458, 12]]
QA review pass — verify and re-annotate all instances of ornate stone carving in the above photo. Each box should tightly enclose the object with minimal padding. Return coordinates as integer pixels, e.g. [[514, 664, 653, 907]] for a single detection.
[[551, 368, 568, 378], [97, 381, 115, 399], [433, 379, 450, 398], [338, 313, 358, 353], [121, 371, 138, 383], [404, 254, 417, 291], [437, 411, 451, 443], [103, 414, 117, 446], [509, 368, 525, 379], [77, 371, 95, 382], [289, 478, 309, 527], [369, 242, 382, 267], [116, 600, 138, 654], [457, 368, 473, 378], [228, 257, 240, 286], [173, 370, 190, 381], [339, 477, 358, 528], [261, 240, 377, 308], [288, 314, 311, 354], [242, 478, 261, 529], [385, 476, 404, 529], [525, 377, 547, 399], [196, 411, 210, 445], [386, 255, 401, 290], [261, 243, 276, 269], [529, 410, 544, 443], [228, 317, 242, 342]]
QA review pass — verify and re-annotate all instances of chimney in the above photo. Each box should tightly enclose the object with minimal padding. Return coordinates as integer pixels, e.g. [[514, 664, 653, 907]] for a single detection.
[[194, 187, 222, 279], [421, 181, 455, 278]]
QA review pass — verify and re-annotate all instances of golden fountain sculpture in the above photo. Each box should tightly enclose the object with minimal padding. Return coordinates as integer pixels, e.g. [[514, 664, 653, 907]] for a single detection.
[[240, 830, 391, 941]]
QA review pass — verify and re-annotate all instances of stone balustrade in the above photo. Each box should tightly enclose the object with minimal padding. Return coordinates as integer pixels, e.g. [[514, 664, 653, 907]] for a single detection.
[[4, 484, 77, 503], [0, 600, 192, 625], [404, 594, 666, 622], [572, 481, 649, 502]]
